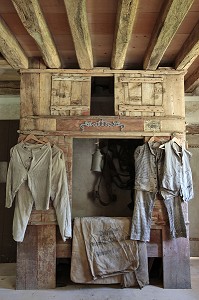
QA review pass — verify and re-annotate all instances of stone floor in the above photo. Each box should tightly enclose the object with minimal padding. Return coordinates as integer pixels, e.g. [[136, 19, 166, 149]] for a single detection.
[[0, 258, 199, 300]]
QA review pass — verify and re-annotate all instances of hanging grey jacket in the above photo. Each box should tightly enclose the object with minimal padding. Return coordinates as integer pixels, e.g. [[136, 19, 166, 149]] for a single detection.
[[160, 140, 194, 202], [134, 141, 164, 192], [6, 142, 52, 210], [6, 141, 71, 241]]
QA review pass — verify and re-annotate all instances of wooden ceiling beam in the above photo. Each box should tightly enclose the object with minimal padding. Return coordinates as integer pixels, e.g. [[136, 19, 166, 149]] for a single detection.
[[175, 21, 199, 70], [143, 0, 194, 70], [0, 17, 28, 69], [185, 67, 199, 93], [11, 0, 61, 69], [111, 0, 139, 69], [63, 0, 93, 69]]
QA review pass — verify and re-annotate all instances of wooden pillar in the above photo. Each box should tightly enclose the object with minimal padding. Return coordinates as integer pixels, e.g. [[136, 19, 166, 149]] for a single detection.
[[16, 224, 56, 290], [162, 206, 191, 289]]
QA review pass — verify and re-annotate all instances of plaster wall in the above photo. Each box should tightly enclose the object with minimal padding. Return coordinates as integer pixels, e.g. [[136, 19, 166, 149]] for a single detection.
[[0, 96, 20, 120], [186, 95, 199, 256]]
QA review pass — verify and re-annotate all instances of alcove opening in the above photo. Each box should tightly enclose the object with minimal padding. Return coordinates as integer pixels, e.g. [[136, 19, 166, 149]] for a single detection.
[[72, 138, 143, 218], [90, 77, 114, 116]]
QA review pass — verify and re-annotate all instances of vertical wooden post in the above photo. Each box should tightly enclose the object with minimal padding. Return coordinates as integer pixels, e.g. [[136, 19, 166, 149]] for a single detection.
[[162, 226, 191, 289], [16, 225, 56, 289]]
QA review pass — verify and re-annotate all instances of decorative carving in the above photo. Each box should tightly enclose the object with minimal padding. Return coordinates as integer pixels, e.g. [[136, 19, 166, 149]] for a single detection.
[[79, 119, 125, 131]]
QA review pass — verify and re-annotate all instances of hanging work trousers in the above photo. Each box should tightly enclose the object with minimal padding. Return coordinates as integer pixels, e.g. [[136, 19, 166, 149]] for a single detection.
[[130, 190, 187, 242]]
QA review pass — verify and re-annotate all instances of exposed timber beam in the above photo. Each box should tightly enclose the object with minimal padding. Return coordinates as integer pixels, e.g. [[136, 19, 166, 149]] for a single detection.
[[111, 0, 139, 69], [63, 0, 93, 69], [175, 21, 199, 70], [143, 0, 194, 70], [185, 67, 199, 93], [0, 17, 29, 69], [11, 0, 61, 69]]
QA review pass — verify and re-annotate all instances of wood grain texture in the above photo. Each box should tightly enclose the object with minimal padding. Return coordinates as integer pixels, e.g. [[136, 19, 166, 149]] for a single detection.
[[162, 227, 191, 289], [175, 21, 199, 70], [185, 67, 199, 93], [16, 225, 56, 289], [63, 0, 93, 69], [111, 0, 139, 69], [143, 0, 194, 70], [0, 16, 28, 69], [0, 81, 20, 95], [12, 0, 61, 68]]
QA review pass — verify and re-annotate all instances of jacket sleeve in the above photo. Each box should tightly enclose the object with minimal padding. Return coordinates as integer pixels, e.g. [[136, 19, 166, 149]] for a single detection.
[[51, 148, 72, 241]]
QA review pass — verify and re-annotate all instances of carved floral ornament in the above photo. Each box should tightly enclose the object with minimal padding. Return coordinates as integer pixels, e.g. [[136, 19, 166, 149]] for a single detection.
[[79, 119, 125, 131]]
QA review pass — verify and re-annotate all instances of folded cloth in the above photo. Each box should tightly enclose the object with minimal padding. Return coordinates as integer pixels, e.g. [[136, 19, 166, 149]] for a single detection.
[[81, 216, 138, 279], [70, 217, 149, 288]]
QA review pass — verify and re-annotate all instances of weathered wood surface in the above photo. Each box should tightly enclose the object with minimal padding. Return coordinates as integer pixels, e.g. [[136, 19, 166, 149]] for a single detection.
[[115, 74, 166, 117], [162, 227, 191, 289], [147, 229, 162, 258], [56, 229, 72, 258], [0, 81, 20, 95], [63, 0, 93, 69], [28, 208, 57, 225], [20, 115, 185, 137], [143, 0, 194, 70], [162, 74, 185, 117], [111, 0, 139, 69], [0, 16, 28, 69], [185, 67, 199, 93], [16, 225, 56, 289], [51, 75, 91, 116], [12, 0, 61, 68], [56, 117, 144, 132], [186, 123, 199, 134], [175, 21, 199, 70], [21, 69, 186, 75]]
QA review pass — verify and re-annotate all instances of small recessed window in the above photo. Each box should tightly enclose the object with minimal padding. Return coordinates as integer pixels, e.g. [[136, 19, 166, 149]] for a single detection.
[[90, 77, 114, 116]]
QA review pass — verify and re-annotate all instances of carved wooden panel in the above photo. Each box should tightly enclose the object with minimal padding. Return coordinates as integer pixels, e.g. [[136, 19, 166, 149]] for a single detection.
[[51, 74, 91, 116], [114, 74, 164, 117]]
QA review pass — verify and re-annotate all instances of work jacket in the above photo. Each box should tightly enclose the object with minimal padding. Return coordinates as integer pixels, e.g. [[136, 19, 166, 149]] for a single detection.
[[134, 142, 164, 192], [6, 141, 71, 241], [160, 140, 194, 202], [6, 141, 52, 210]]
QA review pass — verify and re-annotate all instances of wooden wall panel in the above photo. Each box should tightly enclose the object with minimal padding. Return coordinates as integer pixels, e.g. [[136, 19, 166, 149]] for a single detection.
[[40, 73, 51, 115], [20, 73, 40, 117], [162, 75, 185, 118]]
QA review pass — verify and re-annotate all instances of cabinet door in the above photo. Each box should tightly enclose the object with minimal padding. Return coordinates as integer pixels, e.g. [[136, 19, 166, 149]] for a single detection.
[[51, 74, 91, 116], [114, 74, 164, 117]]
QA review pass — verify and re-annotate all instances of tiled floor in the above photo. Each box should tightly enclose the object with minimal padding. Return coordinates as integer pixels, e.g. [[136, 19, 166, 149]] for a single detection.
[[0, 258, 199, 300]]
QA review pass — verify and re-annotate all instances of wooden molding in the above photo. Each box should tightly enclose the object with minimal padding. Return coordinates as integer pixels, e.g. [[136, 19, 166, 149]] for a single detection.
[[175, 21, 199, 70], [143, 0, 194, 70], [11, 0, 61, 69], [0, 16, 28, 69], [111, 0, 139, 69], [63, 0, 93, 69]]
